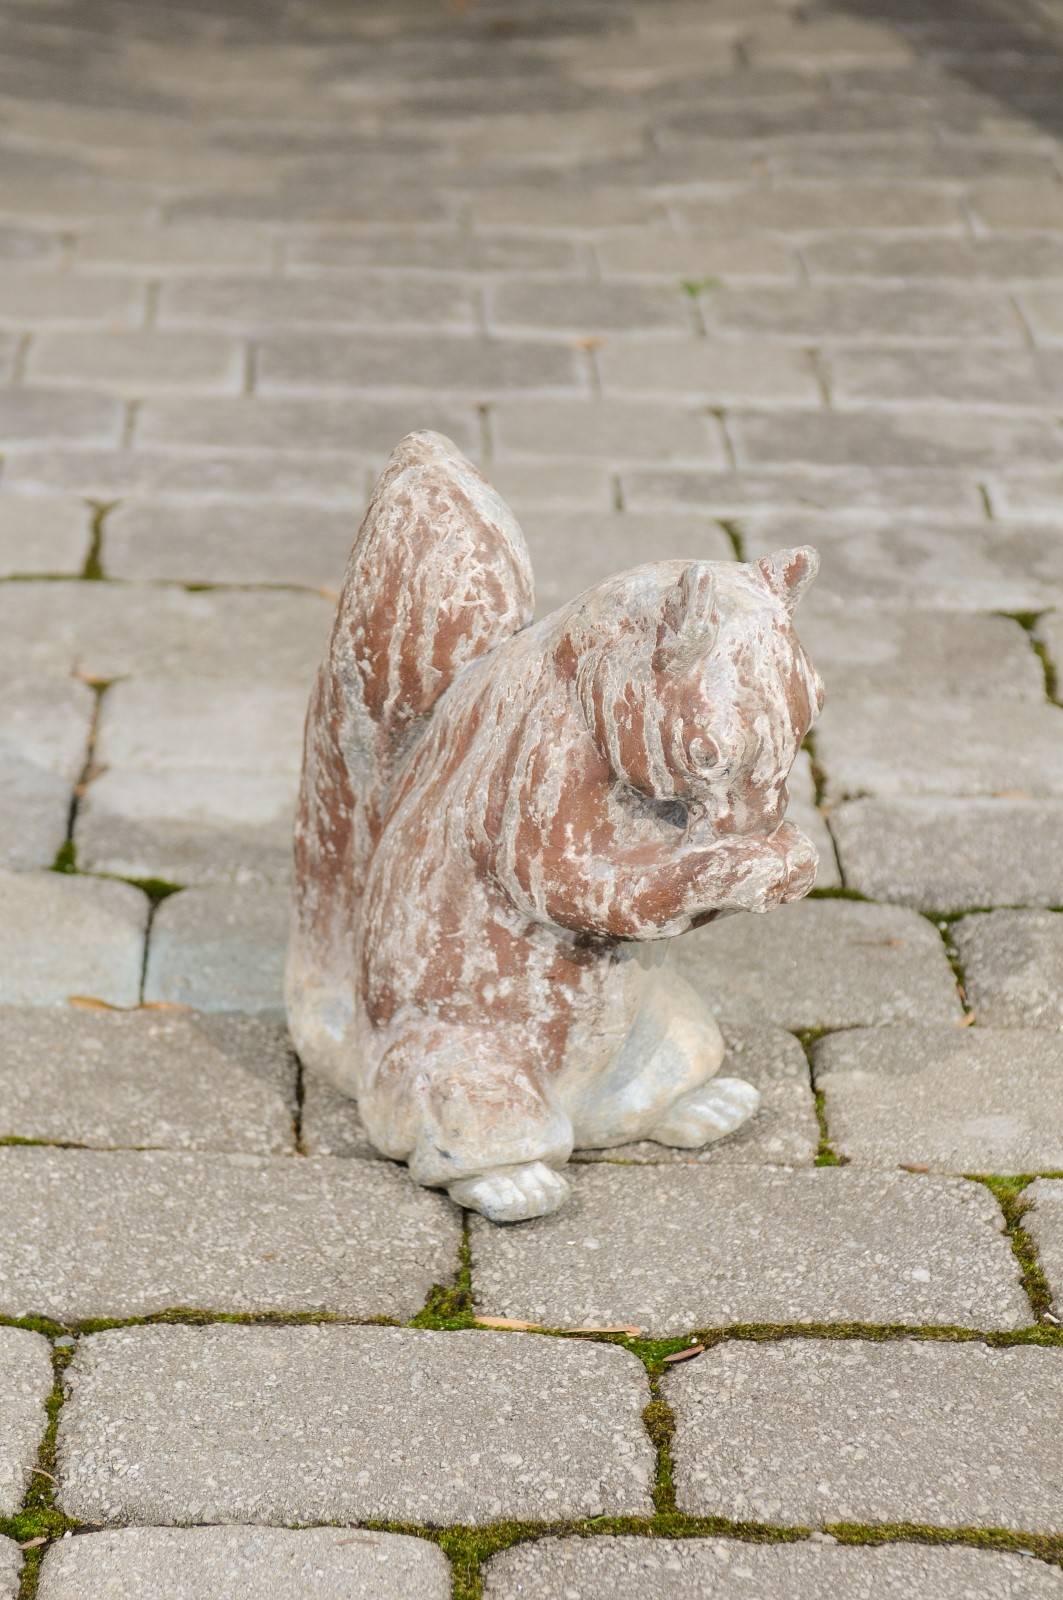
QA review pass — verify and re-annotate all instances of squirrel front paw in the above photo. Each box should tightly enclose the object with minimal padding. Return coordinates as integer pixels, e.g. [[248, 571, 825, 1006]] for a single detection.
[[448, 1161, 571, 1223]]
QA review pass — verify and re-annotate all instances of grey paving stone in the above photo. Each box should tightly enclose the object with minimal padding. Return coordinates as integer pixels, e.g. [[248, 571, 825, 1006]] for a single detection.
[[300, 1069, 380, 1159], [143, 885, 287, 1013], [286, 230, 580, 274], [26, 331, 244, 394], [2, 447, 369, 505], [0, 1327, 53, 1517], [77, 768, 297, 887], [803, 232, 1063, 282], [57, 1325, 654, 1525], [0, 870, 147, 1007], [1, 675, 93, 871], [732, 410, 1061, 471], [677, 192, 961, 239], [798, 610, 1042, 702], [623, 467, 985, 520], [816, 697, 1063, 799], [1027, 1182, 1063, 1316], [36, 1527, 451, 1600], [665, 1341, 1063, 1529], [0, 1148, 458, 1321], [105, 500, 357, 587], [0, 270, 142, 328], [520, 510, 732, 617], [704, 285, 1017, 343], [739, 514, 1063, 614], [0, 494, 89, 576], [136, 394, 481, 456], [787, 749, 840, 891], [483, 1538, 1063, 1600], [832, 799, 1063, 911], [255, 333, 585, 398], [828, 344, 1052, 410], [952, 911, 1063, 1029], [815, 1027, 1063, 1173], [470, 1166, 1026, 1334], [74, 222, 273, 274], [0, 581, 331, 683], [91, 679, 304, 775], [596, 232, 795, 282], [0, 1008, 295, 1153], [491, 399, 721, 464], [576, 1024, 818, 1169], [672, 899, 962, 1031], [0, 1540, 18, 1600], [0, 387, 123, 448], [159, 273, 477, 331], [488, 278, 690, 336], [596, 338, 820, 404]]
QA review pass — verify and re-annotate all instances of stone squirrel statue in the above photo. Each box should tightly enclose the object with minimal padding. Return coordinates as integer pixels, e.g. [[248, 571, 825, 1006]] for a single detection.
[[287, 431, 823, 1222]]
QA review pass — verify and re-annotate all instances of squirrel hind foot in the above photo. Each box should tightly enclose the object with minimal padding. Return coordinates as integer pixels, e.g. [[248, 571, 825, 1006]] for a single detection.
[[647, 1076, 760, 1149], [448, 1161, 571, 1224]]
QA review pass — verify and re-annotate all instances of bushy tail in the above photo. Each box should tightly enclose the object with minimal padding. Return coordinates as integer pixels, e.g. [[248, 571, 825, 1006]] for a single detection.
[[287, 431, 533, 1079]]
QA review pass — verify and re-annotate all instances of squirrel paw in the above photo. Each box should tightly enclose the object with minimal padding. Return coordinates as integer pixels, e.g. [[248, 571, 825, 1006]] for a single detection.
[[448, 1160, 571, 1223], [647, 1076, 760, 1148]]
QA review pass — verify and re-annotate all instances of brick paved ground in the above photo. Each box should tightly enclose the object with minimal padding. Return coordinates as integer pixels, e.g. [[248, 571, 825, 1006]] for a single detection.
[[1, 0, 1062, 1594]]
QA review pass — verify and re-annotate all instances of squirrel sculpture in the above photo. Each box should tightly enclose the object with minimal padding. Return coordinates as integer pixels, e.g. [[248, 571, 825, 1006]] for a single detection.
[[287, 431, 823, 1222]]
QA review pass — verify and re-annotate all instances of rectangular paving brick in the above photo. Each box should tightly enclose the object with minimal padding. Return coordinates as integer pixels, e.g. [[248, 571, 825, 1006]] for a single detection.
[[815, 1027, 1063, 1174], [798, 611, 1042, 702], [0, 1328, 52, 1517], [57, 1326, 654, 1524], [136, 393, 480, 454], [596, 338, 820, 403], [0, 446, 369, 504], [470, 1166, 1028, 1333], [666, 1341, 1063, 1529], [0, 270, 142, 328], [74, 223, 273, 274], [491, 398, 721, 463], [595, 232, 795, 282], [828, 344, 1051, 410], [92, 679, 305, 775], [0, 1008, 295, 1153], [255, 332, 586, 397], [1026, 1182, 1063, 1318], [519, 509, 732, 617], [575, 1024, 818, 1169], [0, 870, 148, 1007], [158, 274, 477, 331], [0, 387, 123, 447], [704, 285, 1020, 342], [622, 467, 985, 519], [142, 884, 287, 1013], [0, 494, 90, 577], [285, 230, 581, 275], [37, 1528, 451, 1600], [488, 278, 690, 336], [672, 899, 962, 1031], [0, 1147, 459, 1320], [731, 410, 1062, 470], [104, 500, 362, 587], [674, 188, 960, 236], [27, 331, 245, 394], [816, 697, 1063, 799], [484, 1539, 1063, 1600], [952, 911, 1063, 1030], [832, 798, 1063, 911]]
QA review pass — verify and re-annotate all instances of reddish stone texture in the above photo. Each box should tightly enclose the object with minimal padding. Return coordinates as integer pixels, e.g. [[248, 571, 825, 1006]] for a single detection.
[[288, 432, 822, 1222]]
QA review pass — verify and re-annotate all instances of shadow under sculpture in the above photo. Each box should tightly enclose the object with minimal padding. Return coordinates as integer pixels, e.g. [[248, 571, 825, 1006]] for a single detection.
[[287, 432, 824, 1223]]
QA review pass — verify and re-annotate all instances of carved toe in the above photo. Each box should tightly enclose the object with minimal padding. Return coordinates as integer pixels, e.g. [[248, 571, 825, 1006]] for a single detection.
[[647, 1076, 761, 1149], [448, 1161, 571, 1223]]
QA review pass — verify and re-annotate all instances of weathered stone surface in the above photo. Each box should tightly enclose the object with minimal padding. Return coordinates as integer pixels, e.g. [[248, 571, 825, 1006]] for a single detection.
[[469, 1166, 1027, 1334], [289, 432, 823, 1225], [576, 1025, 818, 1168], [36, 1528, 451, 1600], [666, 1341, 1063, 1529], [57, 1326, 654, 1525], [0, 494, 88, 577], [673, 899, 962, 1030], [143, 886, 287, 1012], [0, 1540, 18, 1600], [0, 1147, 458, 1320], [833, 799, 1063, 911], [483, 1539, 1063, 1599], [1, 675, 93, 870], [798, 610, 1042, 702], [817, 698, 1063, 799], [105, 502, 362, 588], [77, 767, 297, 887], [0, 1008, 295, 1152], [1027, 1182, 1063, 1316], [952, 911, 1063, 1029], [0, 1328, 53, 1516], [815, 1027, 1063, 1173], [0, 870, 148, 1007], [0, 581, 331, 683]]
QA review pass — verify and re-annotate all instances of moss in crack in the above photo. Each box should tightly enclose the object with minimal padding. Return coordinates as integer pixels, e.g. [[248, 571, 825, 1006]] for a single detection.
[[971, 1175, 1055, 1322], [997, 609, 1060, 706], [642, 1389, 678, 1515], [409, 1223, 476, 1330], [0, 1340, 82, 1598], [928, 914, 971, 1018], [794, 1030, 846, 1167], [50, 841, 77, 875], [806, 885, 871, 903], [119, 875, 183, 906], [81, 502, 115, 582], [716, 518, 746, 562], [680, 277, 721, 299]]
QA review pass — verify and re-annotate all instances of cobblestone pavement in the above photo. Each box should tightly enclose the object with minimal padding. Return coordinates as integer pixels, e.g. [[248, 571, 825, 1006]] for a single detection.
[[1, 0, 1062, 1594]]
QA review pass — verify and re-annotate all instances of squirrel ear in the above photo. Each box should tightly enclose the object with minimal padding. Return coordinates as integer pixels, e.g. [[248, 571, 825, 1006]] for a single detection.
[[757, 545, 819, 614], [653, 562, 719, 673]]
